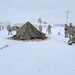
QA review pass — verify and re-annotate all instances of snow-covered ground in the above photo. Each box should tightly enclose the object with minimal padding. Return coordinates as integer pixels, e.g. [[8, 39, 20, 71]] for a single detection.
[[0, 26, 75, 75]]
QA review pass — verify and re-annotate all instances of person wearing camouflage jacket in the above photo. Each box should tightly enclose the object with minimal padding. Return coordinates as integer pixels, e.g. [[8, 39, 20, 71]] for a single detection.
[[68, 23, 74, 41]]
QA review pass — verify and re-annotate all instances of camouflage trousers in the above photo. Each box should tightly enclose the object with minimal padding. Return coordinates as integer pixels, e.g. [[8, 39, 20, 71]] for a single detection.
[[8, 30, 12, 35], [48, 30, 51, 34], [65, 30, 68, 38], [68, 33, 73, 42], [71, 34, 75, 43]]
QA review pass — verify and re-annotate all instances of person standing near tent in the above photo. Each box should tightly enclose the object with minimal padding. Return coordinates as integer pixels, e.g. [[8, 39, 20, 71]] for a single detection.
[[2, 25, 4, 30], [47, 25, 51, 34], [7, 25, 12, 35], [0, 25, 1, 31], [71, 27, 75, 43], [64, 24, 69, 38], [39, 25, 42, 32], [68, 23, 74, 42]]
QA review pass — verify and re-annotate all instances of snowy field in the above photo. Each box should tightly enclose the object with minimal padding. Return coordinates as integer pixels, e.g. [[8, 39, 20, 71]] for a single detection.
[[0, 26, 75, 75]]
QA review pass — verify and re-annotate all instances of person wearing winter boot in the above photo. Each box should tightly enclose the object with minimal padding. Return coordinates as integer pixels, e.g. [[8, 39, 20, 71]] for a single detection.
[[68, 23, 74, 45], [71, 27, 75, 43], [64, 24, 69, 38], [7, 25, 12, 35], [39, 25, 42, 32], [0, 25, 1, 31], [47, 25, 51, 34]]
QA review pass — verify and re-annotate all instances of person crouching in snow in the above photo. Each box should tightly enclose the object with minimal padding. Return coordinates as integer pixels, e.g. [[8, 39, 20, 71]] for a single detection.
[[64, 24, 69, 38], [39, 25, 42, 32], [47, 25, 51, 34]]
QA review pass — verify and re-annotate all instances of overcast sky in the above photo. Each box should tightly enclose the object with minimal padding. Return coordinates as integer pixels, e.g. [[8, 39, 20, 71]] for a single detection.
[[0, 0, 75, 25]]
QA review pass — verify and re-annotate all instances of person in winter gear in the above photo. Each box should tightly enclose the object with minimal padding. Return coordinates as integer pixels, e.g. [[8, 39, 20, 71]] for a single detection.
[[71, 27, 75, 43], [0, 25, 1, 31], [7, 25, 12, 35], [68, 23, 74, 42], [47, 25, 51, 34], [39, 25, 42, 32], [64, 24, 69, 38], [2, 25, 4, 30]]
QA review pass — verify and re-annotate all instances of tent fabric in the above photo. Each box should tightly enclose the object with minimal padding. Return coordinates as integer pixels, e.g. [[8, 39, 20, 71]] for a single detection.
[[12, 21, 46, 40]]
